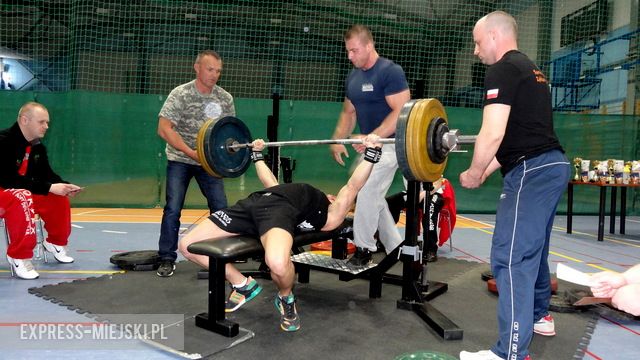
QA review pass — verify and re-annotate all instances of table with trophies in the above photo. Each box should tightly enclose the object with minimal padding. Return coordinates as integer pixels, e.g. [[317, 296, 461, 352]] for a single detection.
[[567, 158, 640, 241]]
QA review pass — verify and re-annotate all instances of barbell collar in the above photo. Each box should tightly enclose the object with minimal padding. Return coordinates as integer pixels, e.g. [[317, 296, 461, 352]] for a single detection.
[[442, 130, 477, 152]]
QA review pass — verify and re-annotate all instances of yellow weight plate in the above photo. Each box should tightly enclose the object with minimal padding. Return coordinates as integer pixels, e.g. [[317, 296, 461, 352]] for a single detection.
[[406, 99, 428, 180], [196, 118, 221, 177], [406, 98, 448, 182]]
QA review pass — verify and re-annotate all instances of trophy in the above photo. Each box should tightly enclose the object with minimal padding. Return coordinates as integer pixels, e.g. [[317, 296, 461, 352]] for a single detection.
[[591, 160, 600, 183], [624, 162, 632, 185], [581, 159, 590, 182], [607, 159, 615, 184], [632, 161, 640, 185], [614, 160, 624, 184], [573, 158, 582, 181]]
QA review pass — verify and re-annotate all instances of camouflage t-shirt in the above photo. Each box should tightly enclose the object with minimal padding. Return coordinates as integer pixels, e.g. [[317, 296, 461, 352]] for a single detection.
[[159, 80, 236, 165]]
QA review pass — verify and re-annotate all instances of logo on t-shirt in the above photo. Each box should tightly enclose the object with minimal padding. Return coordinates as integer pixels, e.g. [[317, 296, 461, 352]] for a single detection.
[[533, 69, 548, 84], [204, 102, 222, 120], [486, 88, 499, 100], [361, 83, 374, 92]]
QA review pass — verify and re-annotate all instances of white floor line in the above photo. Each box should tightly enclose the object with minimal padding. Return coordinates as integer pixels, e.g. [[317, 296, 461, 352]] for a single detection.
[[101, 230, 128, 234]]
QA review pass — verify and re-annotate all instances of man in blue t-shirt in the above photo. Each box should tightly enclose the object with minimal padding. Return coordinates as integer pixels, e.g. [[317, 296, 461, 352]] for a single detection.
[[330, 24, 410, 266], [459, 11, 570, 360]]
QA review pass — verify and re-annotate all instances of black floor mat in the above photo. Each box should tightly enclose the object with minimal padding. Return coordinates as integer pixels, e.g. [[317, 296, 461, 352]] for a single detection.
[[28, 261, 253, 358], [28, 258, 596, 359]]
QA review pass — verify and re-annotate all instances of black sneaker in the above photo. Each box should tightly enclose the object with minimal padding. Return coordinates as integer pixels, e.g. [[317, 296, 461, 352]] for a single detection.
[[274, 293, 300, 332], [347, 247, 372, 267], [156, 260, 176, 277]]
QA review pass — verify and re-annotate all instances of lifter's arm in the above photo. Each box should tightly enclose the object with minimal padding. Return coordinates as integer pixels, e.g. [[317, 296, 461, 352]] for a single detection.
[[323, 134, 381, 230], [251, 139, 278, 188]]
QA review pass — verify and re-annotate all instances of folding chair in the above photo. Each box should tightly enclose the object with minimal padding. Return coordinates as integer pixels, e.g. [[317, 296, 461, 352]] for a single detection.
[[2, 215, 47, 277]]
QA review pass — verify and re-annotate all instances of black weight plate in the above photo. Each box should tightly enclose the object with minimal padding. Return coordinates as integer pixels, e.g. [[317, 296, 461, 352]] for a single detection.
[[110, 250, 160, 271], [202, 116, 252, 178], [549, 294, 578, 313], [395, 99, 417, 181]]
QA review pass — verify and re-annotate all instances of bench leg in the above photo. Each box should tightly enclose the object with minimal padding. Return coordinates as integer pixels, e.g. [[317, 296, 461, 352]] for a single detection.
[[195, 256, 239, 337], [296, 263, 310, 283], [331, 235, 349, 259], [369, 270, 383, 299]]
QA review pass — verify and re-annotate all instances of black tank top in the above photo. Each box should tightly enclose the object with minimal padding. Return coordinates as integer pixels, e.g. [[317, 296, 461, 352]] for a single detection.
[[257, 183, 330, 232]]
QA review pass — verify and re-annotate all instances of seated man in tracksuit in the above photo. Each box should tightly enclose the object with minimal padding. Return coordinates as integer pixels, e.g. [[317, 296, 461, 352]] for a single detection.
[[0, 102, 83, 273]]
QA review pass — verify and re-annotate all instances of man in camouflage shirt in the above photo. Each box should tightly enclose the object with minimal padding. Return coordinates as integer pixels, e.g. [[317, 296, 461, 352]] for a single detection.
[[156, 50, 235, 277]]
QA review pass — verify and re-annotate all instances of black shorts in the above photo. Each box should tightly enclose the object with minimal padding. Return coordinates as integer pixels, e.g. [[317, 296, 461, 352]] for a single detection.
[[208, 192, 298, 237]]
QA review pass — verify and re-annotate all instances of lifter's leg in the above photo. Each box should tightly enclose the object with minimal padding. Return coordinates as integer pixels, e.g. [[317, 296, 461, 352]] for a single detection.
[[260, 228, 295, 296], [179, 219, 245, 284], [261, 228, 300, 331]]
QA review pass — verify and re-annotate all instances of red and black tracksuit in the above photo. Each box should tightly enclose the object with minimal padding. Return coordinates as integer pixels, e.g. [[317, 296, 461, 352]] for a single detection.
[[0, 122, 71, 259]]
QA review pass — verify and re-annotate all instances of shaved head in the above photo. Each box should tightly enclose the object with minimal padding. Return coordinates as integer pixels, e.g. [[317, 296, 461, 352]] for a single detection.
[[478, 11, 518, 41], [18, 102, 48, 120], [473, 11, 519, 65]]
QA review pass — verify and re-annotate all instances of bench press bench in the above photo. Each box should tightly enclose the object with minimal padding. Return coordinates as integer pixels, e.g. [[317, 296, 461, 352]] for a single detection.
[[187, 225, 351, 337]]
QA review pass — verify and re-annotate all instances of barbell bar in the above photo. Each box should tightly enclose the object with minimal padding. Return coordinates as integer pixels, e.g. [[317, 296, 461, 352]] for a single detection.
[[226, 132, 475, 152], [196, 98, 476, 182], [227, 138, 395, 150]]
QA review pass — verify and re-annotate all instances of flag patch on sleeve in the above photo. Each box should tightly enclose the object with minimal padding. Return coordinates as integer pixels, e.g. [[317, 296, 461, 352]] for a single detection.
[[486, 88, 499, 99]]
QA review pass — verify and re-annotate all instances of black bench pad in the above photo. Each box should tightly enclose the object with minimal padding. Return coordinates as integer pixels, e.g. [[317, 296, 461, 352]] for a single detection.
[[187, 227, 348, 261]]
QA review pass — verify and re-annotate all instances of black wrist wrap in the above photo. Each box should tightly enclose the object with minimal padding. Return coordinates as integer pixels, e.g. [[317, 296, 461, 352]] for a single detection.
[[364, 147, 382, 163], [251, 151, 264, 163]]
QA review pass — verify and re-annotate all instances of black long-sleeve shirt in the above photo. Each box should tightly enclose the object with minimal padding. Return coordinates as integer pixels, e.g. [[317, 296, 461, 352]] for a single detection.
[[0, 122, 65, 195]]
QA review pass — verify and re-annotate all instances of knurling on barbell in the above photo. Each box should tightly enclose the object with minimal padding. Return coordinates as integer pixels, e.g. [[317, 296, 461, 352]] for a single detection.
[[196, 98, 475, 182]]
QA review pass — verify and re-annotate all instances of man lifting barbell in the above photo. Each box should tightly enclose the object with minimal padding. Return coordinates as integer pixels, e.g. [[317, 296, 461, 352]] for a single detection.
[[179, 134, 383, 332]]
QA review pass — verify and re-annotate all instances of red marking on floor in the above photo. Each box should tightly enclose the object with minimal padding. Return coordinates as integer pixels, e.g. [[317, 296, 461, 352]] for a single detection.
[[600, 315, 640, 335], [584, 349, 603, 360]]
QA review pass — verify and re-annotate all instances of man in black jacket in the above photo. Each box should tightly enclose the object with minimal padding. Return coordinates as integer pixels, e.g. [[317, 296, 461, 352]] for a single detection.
[[0, 102, 82, 268]]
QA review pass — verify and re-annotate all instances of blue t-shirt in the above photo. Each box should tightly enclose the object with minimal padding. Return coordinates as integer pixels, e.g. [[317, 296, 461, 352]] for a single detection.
[[345, 57, 408, 134]]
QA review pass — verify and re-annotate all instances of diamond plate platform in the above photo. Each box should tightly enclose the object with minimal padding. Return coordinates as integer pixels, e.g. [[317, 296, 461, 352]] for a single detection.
[[291, 252, 376, 274]]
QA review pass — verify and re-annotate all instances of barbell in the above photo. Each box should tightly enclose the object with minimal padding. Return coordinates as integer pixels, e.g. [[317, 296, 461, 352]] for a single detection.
[[196, 98, 476, 182]]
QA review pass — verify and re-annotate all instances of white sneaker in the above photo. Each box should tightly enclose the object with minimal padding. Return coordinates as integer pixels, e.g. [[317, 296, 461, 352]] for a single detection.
[[43, 240, 74, 263], [6, 255, 40, 280], [459, 350, 505, 360], [533, 314, 556, 336]]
